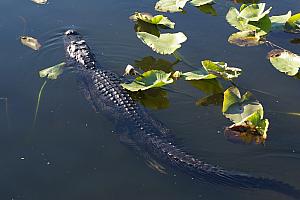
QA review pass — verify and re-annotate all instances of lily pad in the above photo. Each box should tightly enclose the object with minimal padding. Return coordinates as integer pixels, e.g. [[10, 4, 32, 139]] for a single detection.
[[228, 31, 264, 47], [190, 0, 214, 7], [137, 32, 187, 55], [201, 60, 242, 80], [285, 13, 300, 33], [226, 109, 269, 140], [39, 62, 66, 80], [238, 3, 272, 22], [130, 12, 175, 29], [267, 49, 300, 76], [155, 0, 189, 13], [226, 7, 255, 31], [222, 87, 263, 123], [249, 15, 272, 36], [189, 79, 224, 95], [197, 4, 217, 16], [270, 11, 292, 31], [181, 69, 217, 80], [20, 36, 41, 50], [121, 70, 174, 91]]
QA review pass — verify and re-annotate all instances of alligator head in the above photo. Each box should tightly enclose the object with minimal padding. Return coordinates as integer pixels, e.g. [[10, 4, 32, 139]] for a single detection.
[[63, 29, 97, 70]]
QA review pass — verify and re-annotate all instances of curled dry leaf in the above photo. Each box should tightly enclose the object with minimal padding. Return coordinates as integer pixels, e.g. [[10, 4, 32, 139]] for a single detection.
[[20, 36, 41, 50]]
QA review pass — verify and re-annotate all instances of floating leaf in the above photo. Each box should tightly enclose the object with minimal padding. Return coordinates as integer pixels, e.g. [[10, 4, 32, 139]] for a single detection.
[[201, 60, 242, 80], [285, 13, 300, 33], [20, 36, 41, 50], [137, 32, 187, 55], [222, 87, 263, 123], [130, 12, 175, 29], [155, 0, 189, 13], [238, 3, 272, 22], [270, 11, 292, 31], [181, 69, 217, 80], [121, 70, 174, 91], [197, 4, 217, 16], [226, 7, 253, 31], [249, 15, 272, 36], [39, 62, 66, 80], [228, 30, 264, 47], [267, 49, 300, 76], [31, 0, 47, 4], [190, 0, 214, 7]]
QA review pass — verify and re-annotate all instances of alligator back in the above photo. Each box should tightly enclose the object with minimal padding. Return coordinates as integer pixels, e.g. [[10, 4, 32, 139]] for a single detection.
[[63, 30, 300, 199]]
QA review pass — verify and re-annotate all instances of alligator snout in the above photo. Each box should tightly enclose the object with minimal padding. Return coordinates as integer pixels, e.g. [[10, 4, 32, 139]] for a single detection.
[[64, 29, 78, 35]]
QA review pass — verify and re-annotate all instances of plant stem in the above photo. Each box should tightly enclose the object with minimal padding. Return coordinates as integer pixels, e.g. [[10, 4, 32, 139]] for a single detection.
[[33, 80, 47, 127]]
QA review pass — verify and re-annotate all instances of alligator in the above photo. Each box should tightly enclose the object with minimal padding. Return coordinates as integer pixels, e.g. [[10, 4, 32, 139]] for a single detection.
[[63, 29, 300, 199]]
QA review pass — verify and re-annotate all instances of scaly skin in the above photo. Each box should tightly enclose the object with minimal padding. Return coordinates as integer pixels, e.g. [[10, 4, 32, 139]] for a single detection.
[[63, 29, 299, 199]]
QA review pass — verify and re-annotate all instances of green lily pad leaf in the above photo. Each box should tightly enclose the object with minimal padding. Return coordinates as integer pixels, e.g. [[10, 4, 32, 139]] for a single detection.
[[224, 111, 268, 145], [285, 13, 300, 33], [130, 12, 175, 29], [129, 88, 170, 110], [201, 60, 242, 80], [181, 69, 217, 80], [121, 70, 174, 91], [222, 87, 263, 123], [197, 4, 217, 16], [238, 3, 272, 21], [137, 32, 187, 55], [267, 49, 300, 76], [228, 31, 264, 47], [190, 0, 214, 7], [226, 7, 253, 31], [20, 36, 42, 50], [39, 62, 66, 80], [270, 11, 292, 31], [249, 15, 272, 36], [155, 0, 189, 13]]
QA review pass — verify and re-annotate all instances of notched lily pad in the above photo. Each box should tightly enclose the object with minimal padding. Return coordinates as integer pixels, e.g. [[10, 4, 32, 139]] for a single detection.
[[270, 11, 292, 31], [155, 0, 189, 13], [137, 32, 187, 55], [181, 69, 217, 80], [222, 87, 263, 123], [267, 49, 300, 76], [39, 62, 66, 80], [121, 70, 174, 91], [228, 31, 264, 47], [238, 3, 272, 22], [134, 56, 178, 72], [285, 13, 300, 33], [130, 12, 175, 29], [20, 36, 41, 50], [197, 4, 217, 16], [201, 60, 242, 80]]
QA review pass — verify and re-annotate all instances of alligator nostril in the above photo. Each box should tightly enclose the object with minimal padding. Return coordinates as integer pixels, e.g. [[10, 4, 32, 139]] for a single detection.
[[65, 29, 78, 35]]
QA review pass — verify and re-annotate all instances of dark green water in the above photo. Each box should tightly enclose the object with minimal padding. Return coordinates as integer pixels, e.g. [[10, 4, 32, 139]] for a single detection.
[[0, 0, 300, 199]]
